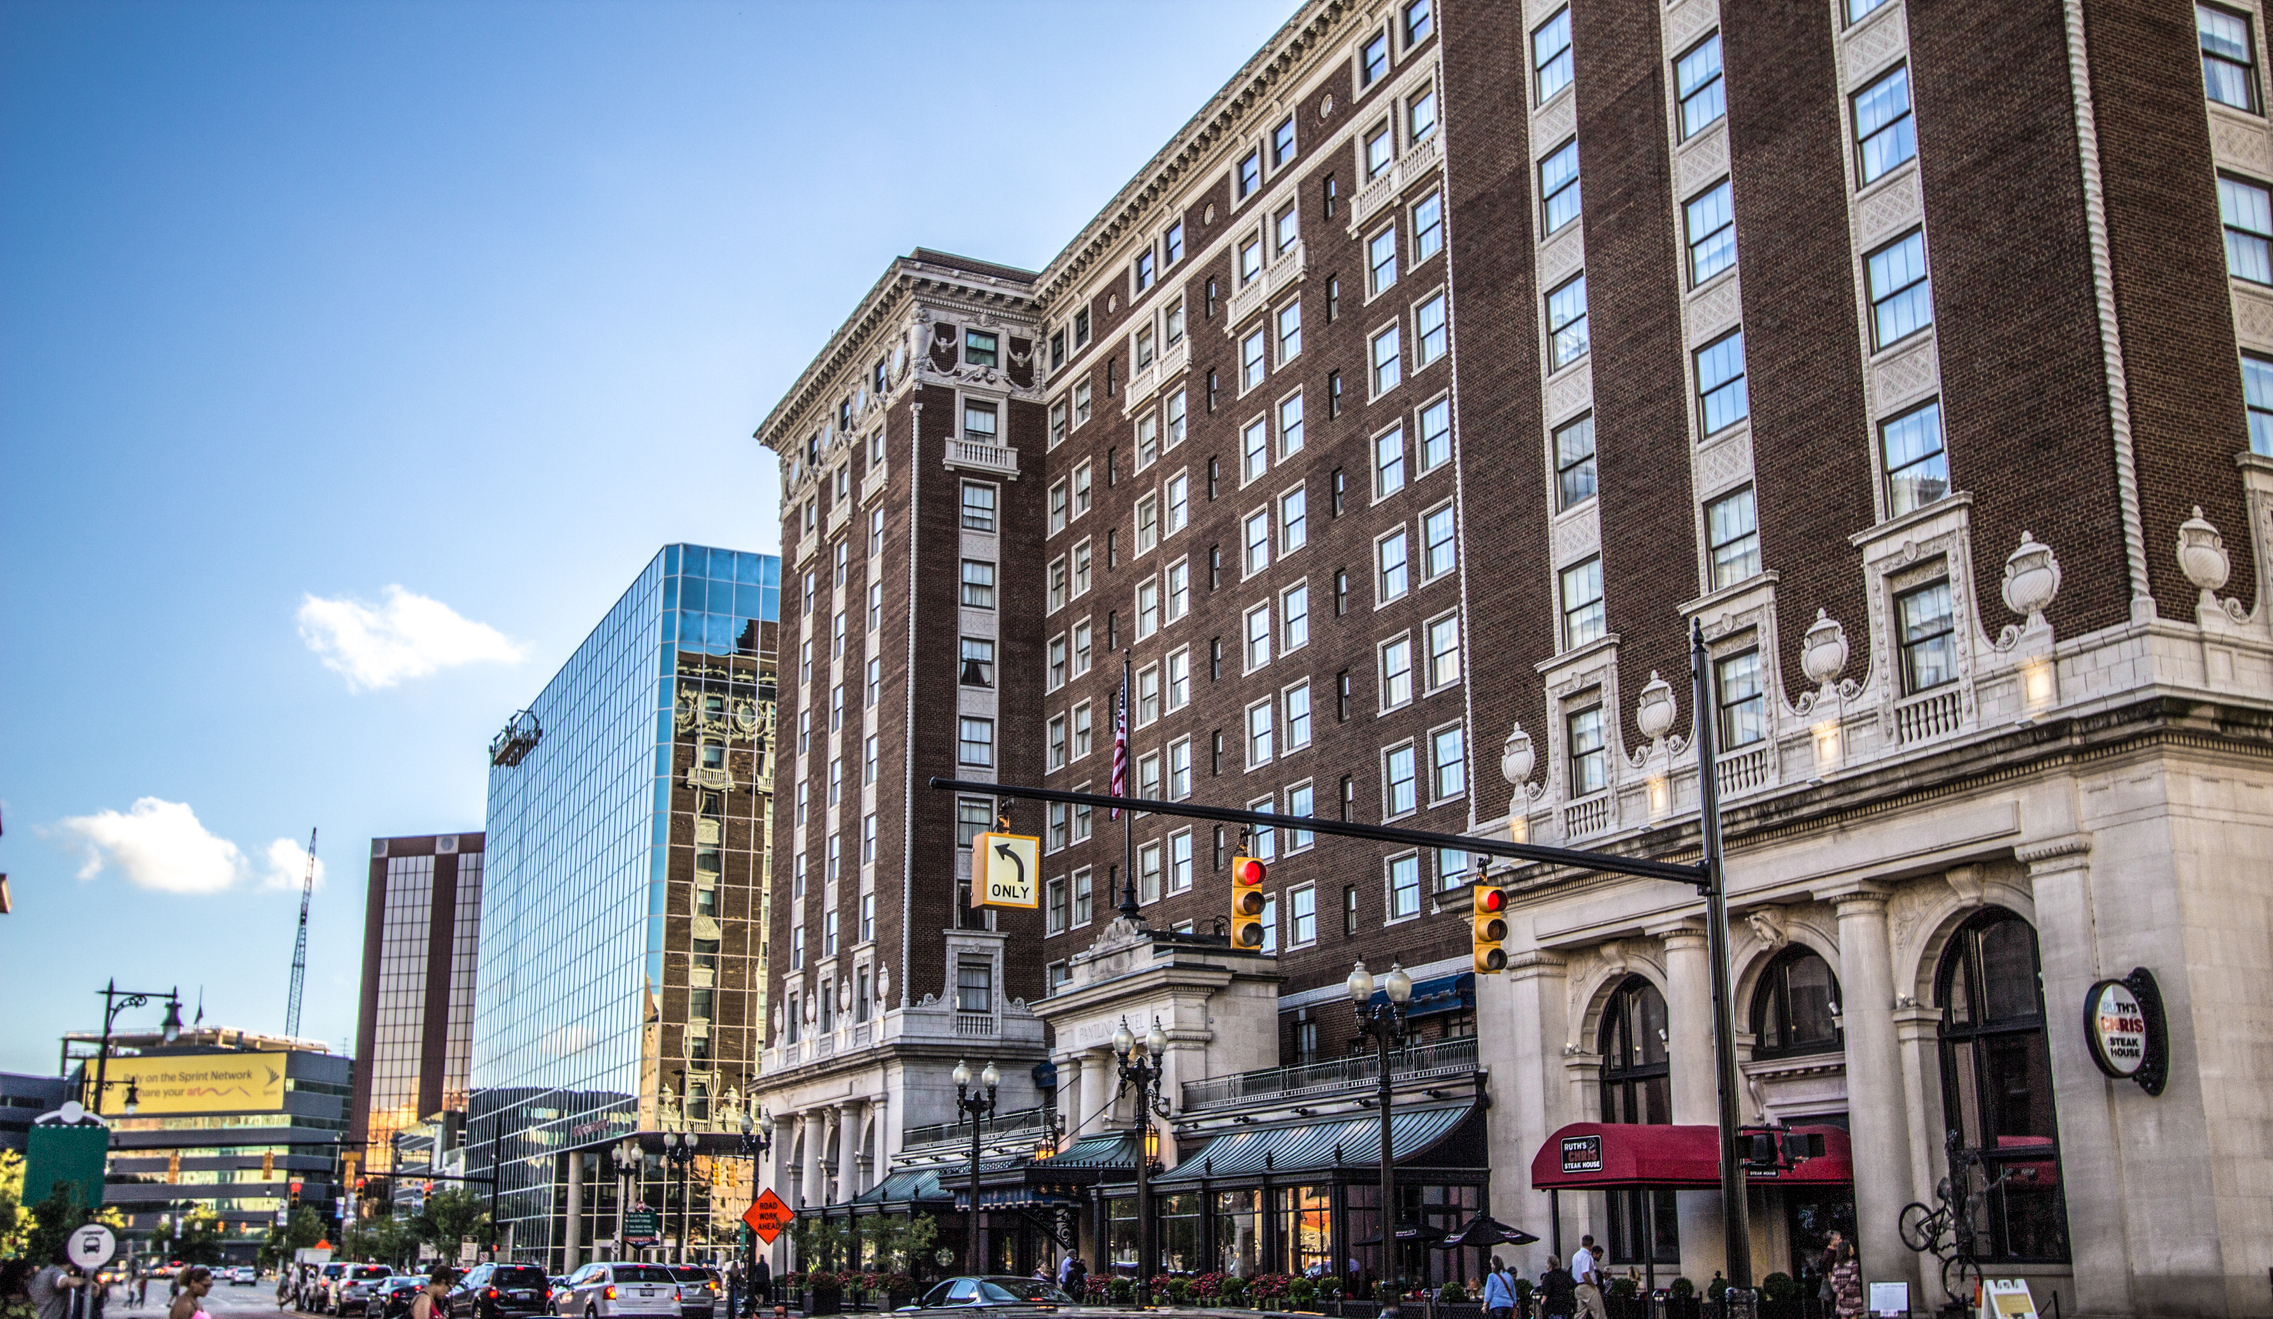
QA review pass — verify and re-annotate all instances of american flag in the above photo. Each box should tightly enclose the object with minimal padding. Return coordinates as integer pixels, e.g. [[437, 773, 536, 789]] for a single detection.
[[1109, 681, 1129, 819]]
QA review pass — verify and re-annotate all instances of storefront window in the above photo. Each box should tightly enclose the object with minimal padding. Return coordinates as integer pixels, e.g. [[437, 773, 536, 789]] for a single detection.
[[1108, 1197, 1140, 1271], [1752, 947, 1844, 1057], [1159, 1192, 1204, 1273], [1273, 1185, 1334, 1281], [1345, 1183, 1380, 1294], [1600, 976, 1679, 1266], [1417, 1184, 1480, 1287], [1214, 1190, 1264, 1277], [1936, 908, 2070, 1263]]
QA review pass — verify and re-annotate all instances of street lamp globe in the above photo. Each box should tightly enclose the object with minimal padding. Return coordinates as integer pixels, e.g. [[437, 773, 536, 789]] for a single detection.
[[160, 997, 184, 1044], [741, 1111, 753, 1136], [953, 1060, 972, 1088], [1112, 1021, 1134, 1058], [1385, 963, 1413, 1005], [980, 1061, 1000, 1089], [1346, 960, 1374, 1004], [758, 1111, 774, 1138], [1145, 1022, 1168, 1055]]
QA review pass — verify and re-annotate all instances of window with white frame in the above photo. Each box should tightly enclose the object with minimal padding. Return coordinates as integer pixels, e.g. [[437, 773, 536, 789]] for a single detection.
[[1555, 414, 1596, 509], [1272, 115, 1297, 168], [1139, 839, 1163, 903], [1073, 540, 1092, 596], [1414, 191, 1444, 262], [1431, 724, 1466, 801], [1548, 273, 1590, 369], [1166, 471, 1190, 532], [1244, 418, 1270, 484], [1282, 582, 1310, 651], [1073, 619, 1093, 674], [1867, 230, 1933, 348], [1137, 576, 1161, 639], [1245, 602, 1273, 670], [1542, 138, 1582, 233], [1249, 794, 1277, 859], [1138, 750, 1161, 801], [1369, 228, 1399, 295], [1048, 636, 1068, 690], [1568, 703, 1608, 795], [1696, 329, 1749, 434], [1717, 648, 1767, 748], [1422, 503, 1456, 579], [1047, 877, 1068, 934], [1373, 325, 1403, 394], [1426, 613, 1461, 689], [1169, 829, 1194, 892], [960, 637, 995, 688], [1534, 8, 1573, 102], [1706, 486, 1760, 589], [1410, 85, 1438, 143], [1279, 391, 1305, 457], [1241, 237, 1264, 284], [963, 400, 999, 445], [1167, 648, 1191, 709], [1287, 781, 1316, 850], [1285, 680, 1313, 749], [1686, 180, 1736, 286], [1137, 412, 1161, 469], [1282, 486, 1309, 554], [1072, 701, 1092, 758], [958, 717, 994, 767], [1289, 883, 1317, 943], [2246, 355, 2273, 455], [1137, 663, 1161, 725], [1361, 29, 1390, 84], [1880, 400, 1949, 515], [1896, 578, 1958, 694], [1169, 738, 1192, 798], [1381, 634, 1415, 709], [1418, 397, 1452, 473], [1277, 300, 1303, 365], [1049, 716, 1068, 770], [1415, 293, 1448, 368], [1135, 249, 1156, 293], [1248, 700, 1276, 766], [2202, 4, 2261, 112], [1378, 527, 1411, 602], [1073, 866, 1092, 922], [1245, 508, 1272, 576], [1561, 557, 1605, 649], [1275, 202, 1300, 255], [1676, 33, 1725, 138], [1167, 390, 1188, 447], [1376, 424, 1408, 496], [1388, 851, 1422, 919], [1050, 400, 1069, 449], [1166, 559, 1190, 622], [1853, 65, 1916, 185], [961, 481, 997, 532], [1073, 460, 1092, 515], [961, 560, 995, 608], [2226, 176, 2273, 284], [1366, 122, 1395, 180]]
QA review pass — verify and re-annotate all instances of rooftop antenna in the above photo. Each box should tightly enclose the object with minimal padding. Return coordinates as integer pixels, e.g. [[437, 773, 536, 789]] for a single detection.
[[284, 828, 317, 1038]]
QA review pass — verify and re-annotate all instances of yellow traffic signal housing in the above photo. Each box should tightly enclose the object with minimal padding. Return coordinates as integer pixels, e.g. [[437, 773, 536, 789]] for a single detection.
[[262, 1150, 276, 1180], [1230, 855, 1268, 949], [1472, 884, 1508, 973], [166, 1151, 181, 1184]]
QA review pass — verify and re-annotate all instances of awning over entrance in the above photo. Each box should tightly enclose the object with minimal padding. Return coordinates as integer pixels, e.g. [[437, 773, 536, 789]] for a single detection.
[[1529, 1123, 1852, 1191], [845, 1164, 954, 1212], [1154, 1104, 1475, 1184]]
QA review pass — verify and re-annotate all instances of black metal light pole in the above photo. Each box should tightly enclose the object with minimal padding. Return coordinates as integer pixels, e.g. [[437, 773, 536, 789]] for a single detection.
[[664, 1132, 698, 1264], [1691, 621, 1752, 1300], [90, 981, 183, 1115], [1347, 962, 1413, 1319], [738, 1100, 773, 1314], [953, 1061, 1000, 1274], [1110, 1018, 1169, 1301]]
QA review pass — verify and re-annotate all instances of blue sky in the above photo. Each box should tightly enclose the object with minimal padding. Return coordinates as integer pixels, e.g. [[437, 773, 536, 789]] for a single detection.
[[0, 0, 1294, 1074]]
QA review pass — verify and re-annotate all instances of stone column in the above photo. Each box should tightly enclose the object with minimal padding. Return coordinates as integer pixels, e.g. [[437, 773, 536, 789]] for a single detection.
[[1828, 883, 1919, 1293], [869, 1093, 891, 1176], [1657, 922, 1724, 1284], [1500, 951, 1567, 1276], [799, 1111, 824, 1210], [1080, 1047, 1116, 1131], [1058, 1054, 1085, 1150], [563, 1150, 584, 1273], [836, 1100, 864, 1202]]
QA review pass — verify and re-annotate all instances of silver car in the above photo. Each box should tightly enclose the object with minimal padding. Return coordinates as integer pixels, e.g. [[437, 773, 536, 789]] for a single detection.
[[335, 1265, 395, 1316], [557, 1264, 679, 1319]]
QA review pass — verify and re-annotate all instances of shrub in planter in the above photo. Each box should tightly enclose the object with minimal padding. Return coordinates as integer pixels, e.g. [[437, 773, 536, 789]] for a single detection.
[[1671, 1279, 1697, 1299], [1440, 1283, 1469, 1303], [1758, 1275, 1798, 1305], [1083, 1277, 1110, 1303], [1608, 1279, 1638, 1300], [1218, 1276, 1248, 1306], [1108, 1277, 1136, 1304], [1191, 1273, 1227, 1303], [1514, 1279, 1535, 1304], [1708, 1276, 1730, 1303], [1287, 1278, 1317, 1309]]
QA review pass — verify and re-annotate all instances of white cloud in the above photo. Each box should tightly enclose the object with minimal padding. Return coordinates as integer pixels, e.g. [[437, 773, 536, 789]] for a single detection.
[[55, 798, 322, 898], [297, 585, 523, 691]]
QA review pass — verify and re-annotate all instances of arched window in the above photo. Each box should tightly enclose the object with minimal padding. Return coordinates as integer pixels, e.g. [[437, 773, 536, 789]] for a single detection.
[[1597, 976, 1677, 1265], [1752, 947, 1844, 1058], [1935, 908, 2070, 1263]]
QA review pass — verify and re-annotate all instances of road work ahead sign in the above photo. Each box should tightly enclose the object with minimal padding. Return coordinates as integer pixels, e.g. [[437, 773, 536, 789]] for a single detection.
[[973, 832, 1040, 909]]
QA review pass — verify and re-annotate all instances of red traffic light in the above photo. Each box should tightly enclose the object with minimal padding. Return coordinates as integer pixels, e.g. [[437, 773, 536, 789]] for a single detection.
[[1233, 857, 1266, 886], [1476, 887, 1505, 914]]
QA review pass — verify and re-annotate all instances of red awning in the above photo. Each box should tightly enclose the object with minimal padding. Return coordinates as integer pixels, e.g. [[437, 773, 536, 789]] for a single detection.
[[1530, 1123, 1853, 1190]]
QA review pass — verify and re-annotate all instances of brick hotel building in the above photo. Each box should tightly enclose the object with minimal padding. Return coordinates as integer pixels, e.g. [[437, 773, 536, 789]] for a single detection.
[[748, 2, 2273, 1314]]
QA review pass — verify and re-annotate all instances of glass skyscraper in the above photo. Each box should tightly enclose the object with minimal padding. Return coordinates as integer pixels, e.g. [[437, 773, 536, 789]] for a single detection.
[[473, 544, 778, 1267]]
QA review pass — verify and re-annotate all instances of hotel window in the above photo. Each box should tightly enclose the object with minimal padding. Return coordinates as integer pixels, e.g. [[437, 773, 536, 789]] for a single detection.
[[1286, 781, 1317, 851], [1368, 227, 1399, 295], [1388, 848, 1422, 918], [1415, 294, 1448, 368], [1073, 539, 1092, 595], [1244, 419, 1270, 484], [1279, 392, 1305, 457], [1897, 579, 1958, 694], [1248, 797, 1277, 860], [1706, 486, 1760, 589], [1849, 0, 1891, 18], [1136, 327, 1156, 372], [1073, 867, 1093, 923], [1278, 300, 1303, 363], [1167, 648, 1190, 709], [1436, 848, 1472, 892], [1427, 613, 1461, 689], [1073, 460, 1092, 516], [1167, 559, 1190, 622], [1245, 602, 1273, 670], [791, 928, 804, 970], [1534, 8, 1573, 103], [1418, 397, 1451, 473], [1378, 527, 1411, 603], [961, 481, 997, 532], [1049, 558, 1068, 612], [1868, 230, 1934, 348], [1365, 430, 1405, 503], [1048, 716, 1067, 770], [1242, 329, 1267, 392], [1548, 273, 1590, 369], [1239, 148, 1262, 198], [1073, 702, 1092, 758], [1569, 703, 1608, 795], [860, 892, 875, 942], [1881, 401, 1950, 515], [1686, 180, 1735, 286], [1555, 414, 1597, 509], [1135, 249, 1156, 292], [1344, 883, 1360, 933], [960, 560, 995, 608], [965, 330, 998, 368], [957, 796, 993, 847], [2224, 177, 2273, 283], [2246, 355, 2273, 455], [960, 637, 995, 688], [868, 581, 882, 632], [1272, 115, 1296, 168], [1168, 829, 1194, 892], [1167, 390, 1187, 447], [1170, 738, 1192, 798], [1248, 701, 1276, 766], [1137, 664, 1161, 725], [1431, 724, 1466, 801], [1381, 635, 1415, 709], [1676, 33, 1725, 138], [1074, 378, 1093, 425], [1284, 681, 1314, 750], [1073, 800, 1092, 845], [1137, 751, 1161, 801], [1423, 504, 1456, 579], [1414, 191, 1444, 261], [1329, 369, 1343, 416], [1137, 577, 1161, 639], [1854, 66, 1917, 185], [2202, 5, 2260, 112], [1048, 635, 1068, 689], [1542, 139, 1582, 233], [1245, 508, 1272, 576], [1290, 883, 1318, 944], [1409, 87, 1438, 144], [1367, 123, 1395, 180], [1282, 487, 1309, 554], [1283, 582, 1311, 651], [1405, 0, 1433, 43], [1073, 619, 1093, 674], [1362, 30, 1390, 85], [1561, 557, 1605, 648], [1166, 221, 1184, 264], [1276, 203, 1300, 255], [1717, 648, 1766, 748], [1695, 329, 1750, 434], [1049, 802, 1069, 850], [1137, 495, 1160, 553], [958, 718, 994, 767], [1047, 877, 1067, 935], [963, 400, 998, 444], [870, 507, 886, 554], [1372, 325, 1404, 394], [957, 959, 993, 1014]]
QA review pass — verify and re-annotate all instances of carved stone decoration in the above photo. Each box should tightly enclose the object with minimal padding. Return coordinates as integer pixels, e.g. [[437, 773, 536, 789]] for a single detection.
[[771, 1005, 782, 1033], [1204, 202, 1217, 224], [803, 991, 816, 1024], [1320, 93, 1335, 117], [1634, 672, 1677, 742], [1599, 939, 1629, 982], [2177, 506, 2232, 603], [2000, 531, 2062, 627], [1801, 609, 1849, 688], [1746, 906, 1790, 952], [838, 980, 853, 1012], [876, 965, 890, 1005]]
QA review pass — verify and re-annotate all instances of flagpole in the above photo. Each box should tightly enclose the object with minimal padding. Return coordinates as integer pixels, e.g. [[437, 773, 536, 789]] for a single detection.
[[1118, 651, 1139, 922]]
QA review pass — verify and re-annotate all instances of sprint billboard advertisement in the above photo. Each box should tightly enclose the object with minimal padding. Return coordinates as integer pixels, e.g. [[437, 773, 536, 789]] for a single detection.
[[96, 1053, 288, 1114]]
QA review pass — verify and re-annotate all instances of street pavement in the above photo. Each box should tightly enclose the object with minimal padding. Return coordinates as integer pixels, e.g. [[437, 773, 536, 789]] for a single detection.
[[102, 1279, 289, 1318]]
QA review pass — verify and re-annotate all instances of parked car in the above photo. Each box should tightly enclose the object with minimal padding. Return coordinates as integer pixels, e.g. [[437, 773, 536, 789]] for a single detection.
[[899, 1278, 1074, 1311], [334, 1265, 396, 1316], [555, 1264, 679, 1319], [229, 1267, 260, 1286], [376, 1277, 429, 1319], [449, 1264, 556, 1319], [313, 1263, 351, 1313], [664, 1270, 717, 1319]]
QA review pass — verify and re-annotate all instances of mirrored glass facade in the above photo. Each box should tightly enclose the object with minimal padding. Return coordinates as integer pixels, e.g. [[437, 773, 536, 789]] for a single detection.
[[473, 544, 778, 1266]]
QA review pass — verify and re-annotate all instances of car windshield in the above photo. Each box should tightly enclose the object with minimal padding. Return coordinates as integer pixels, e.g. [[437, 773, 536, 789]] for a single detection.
[[612, 1267, 676, 1283], [978, 1281, 1069, 1303], [492, 1270, 549, 1287]]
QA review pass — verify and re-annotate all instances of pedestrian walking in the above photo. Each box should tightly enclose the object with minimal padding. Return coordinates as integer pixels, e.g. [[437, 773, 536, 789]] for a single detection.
[[1482, 1257, 1518, 1319], [1568, 1236, 1604, 1319], [1828, 1242, 1863, 1319], [751, 1257, 770, 1311], [409, 1269, 453, 1319], [164, 1269, 210, 1319], [1537, 1264, 1575, 1319], [30, 1250, 89, 1319]]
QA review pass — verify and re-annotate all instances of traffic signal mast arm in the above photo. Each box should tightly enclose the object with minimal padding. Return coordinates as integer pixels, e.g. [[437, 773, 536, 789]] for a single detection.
[[929, 777, 1712, 890]]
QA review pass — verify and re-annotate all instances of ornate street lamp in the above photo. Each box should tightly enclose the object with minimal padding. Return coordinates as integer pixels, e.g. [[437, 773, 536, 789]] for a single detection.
[[1348, 960, 1413, 1319], [89, 980, 182, 1117], [954, 1059, 1000, 1274], [737, 1096, 774, 1315], [1112, 1018, 1171, 1300], [663, 1131, 698, 1264]]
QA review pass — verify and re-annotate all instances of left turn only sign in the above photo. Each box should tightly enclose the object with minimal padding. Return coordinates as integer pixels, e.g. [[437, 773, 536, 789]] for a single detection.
[[973, 832, 1040, 909]]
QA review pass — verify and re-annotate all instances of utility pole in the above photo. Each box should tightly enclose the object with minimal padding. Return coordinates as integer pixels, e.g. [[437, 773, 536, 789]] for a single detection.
[[285, 829, 317, 1038]]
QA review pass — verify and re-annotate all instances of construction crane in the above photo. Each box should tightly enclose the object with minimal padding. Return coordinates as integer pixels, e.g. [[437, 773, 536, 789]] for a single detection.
[[284, 827, 317, 1038]]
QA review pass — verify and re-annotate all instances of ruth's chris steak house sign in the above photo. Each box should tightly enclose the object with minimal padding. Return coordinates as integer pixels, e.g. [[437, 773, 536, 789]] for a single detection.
[[2084, 967, 2168, 1096]]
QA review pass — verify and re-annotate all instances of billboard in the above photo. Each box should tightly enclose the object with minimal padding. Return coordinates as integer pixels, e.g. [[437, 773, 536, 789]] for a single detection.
[[95, 1053, 288, 1114]]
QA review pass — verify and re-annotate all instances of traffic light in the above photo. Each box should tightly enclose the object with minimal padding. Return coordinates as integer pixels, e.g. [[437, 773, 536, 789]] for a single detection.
[[262, 1150, 276, 1180], [165, 1152, 181, 1183], [1230, 855, 1267, 948], [1471, 884, 1507, 973]]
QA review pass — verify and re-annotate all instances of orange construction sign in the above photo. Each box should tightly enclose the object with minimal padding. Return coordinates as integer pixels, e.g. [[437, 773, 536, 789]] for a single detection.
[[742, 1189, 793, 1243]]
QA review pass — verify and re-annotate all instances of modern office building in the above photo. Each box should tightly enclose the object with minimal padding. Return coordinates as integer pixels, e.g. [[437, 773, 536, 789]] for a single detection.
[[471, 544, 779, 1269], [60, 1027, 350, 1261], [0, 1073, 69, 1153], [748, 1, 2273, 1315], [349, 831, 485, 1176]]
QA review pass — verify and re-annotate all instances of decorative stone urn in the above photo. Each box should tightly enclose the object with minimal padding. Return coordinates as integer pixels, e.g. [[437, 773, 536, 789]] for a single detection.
[[1800, 609, 1849, 688], [2000, 531, 2062, 627], [2177, 506, 2231, 603], [1501, 721, 1535, 815], [1634, 672, 1677, 742]]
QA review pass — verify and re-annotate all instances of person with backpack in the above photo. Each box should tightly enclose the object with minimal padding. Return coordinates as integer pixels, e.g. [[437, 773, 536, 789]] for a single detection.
[[1482, 1258, 1518, 1319]]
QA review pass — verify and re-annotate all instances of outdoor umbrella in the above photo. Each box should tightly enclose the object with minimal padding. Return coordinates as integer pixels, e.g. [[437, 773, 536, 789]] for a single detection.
[[1436, 1213, 1541, 1248], [1351, 1223, 1450, 1246]]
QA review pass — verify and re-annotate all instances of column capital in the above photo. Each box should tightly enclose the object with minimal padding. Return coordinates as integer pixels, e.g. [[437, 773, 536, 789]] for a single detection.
[[2014, 835, 2092, 874], [1508, 950, 1569, 981], [1819, 880, 1895, 912], [1649, 917, 1710, 951]]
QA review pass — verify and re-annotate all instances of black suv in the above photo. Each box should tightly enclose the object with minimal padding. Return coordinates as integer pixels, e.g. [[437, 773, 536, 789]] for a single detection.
[[449, 1265, 556, 1319]]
